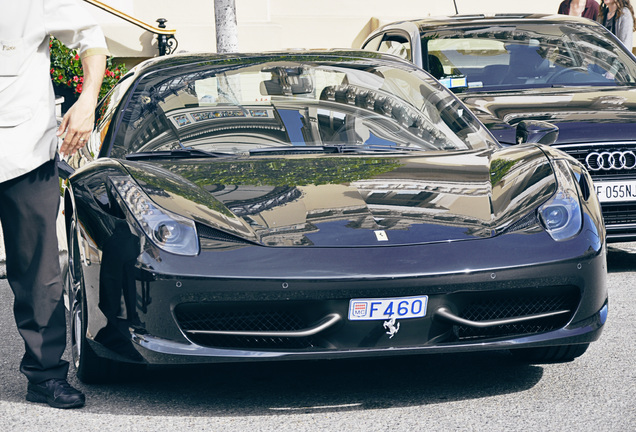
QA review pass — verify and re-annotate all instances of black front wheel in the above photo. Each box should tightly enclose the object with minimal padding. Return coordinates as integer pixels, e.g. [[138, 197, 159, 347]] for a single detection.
[[67, 218, 136, 384]]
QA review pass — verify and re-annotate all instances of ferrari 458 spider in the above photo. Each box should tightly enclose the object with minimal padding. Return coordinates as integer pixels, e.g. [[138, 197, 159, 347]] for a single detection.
[[60, 50, 607, 383]]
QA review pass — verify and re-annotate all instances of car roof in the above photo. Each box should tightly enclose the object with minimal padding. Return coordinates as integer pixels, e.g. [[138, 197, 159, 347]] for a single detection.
[[129, 49, 416, 77], [378, 13, 601, 31]]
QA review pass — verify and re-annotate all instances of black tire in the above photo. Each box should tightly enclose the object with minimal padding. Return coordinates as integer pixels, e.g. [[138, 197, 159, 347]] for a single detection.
[[67, 218, 129, 384], [510, 343, 590, 363]]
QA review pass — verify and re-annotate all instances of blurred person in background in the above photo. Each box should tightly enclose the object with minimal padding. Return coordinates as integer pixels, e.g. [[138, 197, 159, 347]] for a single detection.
[[599, 0, 635, 49], [558, 0, 600, 19]]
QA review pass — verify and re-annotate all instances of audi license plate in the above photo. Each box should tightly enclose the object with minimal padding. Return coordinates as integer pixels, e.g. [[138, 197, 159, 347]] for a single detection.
[[348, 295, 428, 321], [593, 180, 636, 203]]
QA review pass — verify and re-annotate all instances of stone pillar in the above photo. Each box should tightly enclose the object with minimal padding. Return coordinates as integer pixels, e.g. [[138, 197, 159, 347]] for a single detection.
[[214, 0, 238, 53]]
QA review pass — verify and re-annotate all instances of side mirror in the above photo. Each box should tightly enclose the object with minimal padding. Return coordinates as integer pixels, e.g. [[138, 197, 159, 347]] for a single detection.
[[515, 120, 559, 145]]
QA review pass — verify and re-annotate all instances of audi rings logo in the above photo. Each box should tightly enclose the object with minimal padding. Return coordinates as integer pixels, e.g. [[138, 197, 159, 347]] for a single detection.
[[585, 151, 636, 171]]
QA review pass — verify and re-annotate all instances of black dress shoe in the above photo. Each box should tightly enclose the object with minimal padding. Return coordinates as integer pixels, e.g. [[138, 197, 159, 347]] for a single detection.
[[26, 378, 86, 409]]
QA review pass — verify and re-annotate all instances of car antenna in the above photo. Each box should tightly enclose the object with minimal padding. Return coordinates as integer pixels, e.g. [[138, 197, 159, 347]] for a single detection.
[[453, 0, 458, 14]]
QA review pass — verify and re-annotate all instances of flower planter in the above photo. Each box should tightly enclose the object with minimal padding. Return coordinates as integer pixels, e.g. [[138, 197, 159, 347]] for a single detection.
[[49, 37, 128, 112]]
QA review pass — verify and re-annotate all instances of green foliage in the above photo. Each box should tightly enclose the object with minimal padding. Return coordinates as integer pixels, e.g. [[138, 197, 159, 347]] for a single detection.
[[125, 156, 404, 217], [49, 37, 127, 99], [151, 157, 403, 190], [490, 158, 518, 186]]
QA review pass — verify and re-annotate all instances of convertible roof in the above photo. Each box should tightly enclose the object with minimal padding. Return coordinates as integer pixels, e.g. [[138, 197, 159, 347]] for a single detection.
[[128, 49, 414, 78]]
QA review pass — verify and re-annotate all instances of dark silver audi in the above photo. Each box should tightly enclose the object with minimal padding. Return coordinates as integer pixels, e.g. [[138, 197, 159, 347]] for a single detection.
[[359, 13, 636, 242]]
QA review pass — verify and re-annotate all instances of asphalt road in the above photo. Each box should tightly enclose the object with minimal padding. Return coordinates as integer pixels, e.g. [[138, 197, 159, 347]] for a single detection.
[[0, 245, 635, 431]]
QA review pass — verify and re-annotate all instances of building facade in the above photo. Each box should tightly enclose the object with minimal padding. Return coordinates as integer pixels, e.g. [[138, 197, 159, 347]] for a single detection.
[[86, 0, 565, 61]]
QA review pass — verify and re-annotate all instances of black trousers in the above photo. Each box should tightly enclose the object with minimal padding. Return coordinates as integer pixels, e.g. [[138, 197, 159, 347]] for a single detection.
[[0, 158, 69, 383]]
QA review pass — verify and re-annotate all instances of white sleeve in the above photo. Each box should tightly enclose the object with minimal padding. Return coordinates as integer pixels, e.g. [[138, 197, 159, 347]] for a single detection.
[[44, 0, 109, 57]]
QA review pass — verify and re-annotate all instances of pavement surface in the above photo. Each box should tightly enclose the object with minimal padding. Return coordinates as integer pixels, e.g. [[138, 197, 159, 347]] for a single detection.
[[0, 244, 634, 431], [0, 228, 4, 279]]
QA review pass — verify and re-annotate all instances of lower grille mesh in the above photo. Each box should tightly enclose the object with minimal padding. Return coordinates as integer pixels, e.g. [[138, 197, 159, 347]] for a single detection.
[[179, 310, 305, 332], [455, 293, 579, 340], [174, 306, 320, 349], [174, 288, 581, 350]]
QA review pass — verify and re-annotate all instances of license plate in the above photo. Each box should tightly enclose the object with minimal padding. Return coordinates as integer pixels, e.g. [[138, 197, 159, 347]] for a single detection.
[[348, 295, 428, 321], [593, 180, 636, 203]]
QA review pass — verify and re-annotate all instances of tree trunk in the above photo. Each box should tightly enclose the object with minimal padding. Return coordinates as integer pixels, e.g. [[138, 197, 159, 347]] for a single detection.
[[214, 0, 239, 53]]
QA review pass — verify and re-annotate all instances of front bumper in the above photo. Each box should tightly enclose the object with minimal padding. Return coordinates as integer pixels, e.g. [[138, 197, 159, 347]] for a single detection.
[[83, 228, 607, 365], [126, 302, 607, 366]]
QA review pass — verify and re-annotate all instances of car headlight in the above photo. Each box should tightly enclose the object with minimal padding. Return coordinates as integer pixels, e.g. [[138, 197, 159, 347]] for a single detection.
[[538, 159, 582, 241], [110, 176, 199, 256]]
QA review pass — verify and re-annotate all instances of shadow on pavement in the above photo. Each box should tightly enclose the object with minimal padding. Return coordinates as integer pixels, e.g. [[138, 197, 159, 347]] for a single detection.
[[607, 243, 636, 273], [59, 351, 544, 417]]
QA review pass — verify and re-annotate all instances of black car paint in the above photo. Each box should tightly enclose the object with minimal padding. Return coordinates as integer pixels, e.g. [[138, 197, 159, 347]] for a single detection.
[[66, 145, 605, 364], [361, 14, 636, 241], [61, 51, 606, 376]]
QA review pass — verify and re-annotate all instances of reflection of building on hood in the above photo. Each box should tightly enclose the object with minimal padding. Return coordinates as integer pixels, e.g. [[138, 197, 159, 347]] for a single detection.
[[353, 178, 488, 225], [224, 186, 303, 216], [592, 95, 628, 109]]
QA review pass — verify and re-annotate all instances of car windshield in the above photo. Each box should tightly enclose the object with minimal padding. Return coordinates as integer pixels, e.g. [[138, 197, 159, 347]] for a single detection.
[[421, 21, 636, 92], [109, 56, 495, 158]]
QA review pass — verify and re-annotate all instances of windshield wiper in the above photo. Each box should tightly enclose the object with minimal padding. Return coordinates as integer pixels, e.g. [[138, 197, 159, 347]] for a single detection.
[[125, 149, 235, 160], [248, 145, 421, 156]]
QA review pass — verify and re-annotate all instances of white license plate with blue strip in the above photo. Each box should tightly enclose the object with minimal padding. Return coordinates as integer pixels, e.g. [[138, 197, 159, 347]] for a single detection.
[[593, 180, 636, 203], [348, 295, 428, 321]]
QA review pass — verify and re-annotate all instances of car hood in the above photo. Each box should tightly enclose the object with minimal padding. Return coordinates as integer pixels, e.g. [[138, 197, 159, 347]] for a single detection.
[[458, 86, 636, 145], [121, 147, 555, 247]]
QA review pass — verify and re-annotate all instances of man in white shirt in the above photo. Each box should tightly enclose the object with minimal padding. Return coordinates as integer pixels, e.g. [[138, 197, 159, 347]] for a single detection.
[[0, 0, 108, 409]]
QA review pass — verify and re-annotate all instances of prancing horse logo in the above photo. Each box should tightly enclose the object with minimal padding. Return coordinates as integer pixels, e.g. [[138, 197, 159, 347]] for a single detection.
[[383, 317, 400, 338], [374, 230, 388, 241]]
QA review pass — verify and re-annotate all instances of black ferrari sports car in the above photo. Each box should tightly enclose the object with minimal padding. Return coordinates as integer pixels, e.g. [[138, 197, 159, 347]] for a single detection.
[[60, 50, 607, 383], [360, 14, 636, 242]]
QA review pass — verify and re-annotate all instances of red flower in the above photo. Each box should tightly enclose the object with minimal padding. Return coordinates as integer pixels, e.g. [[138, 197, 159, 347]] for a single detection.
[[49, 37, 127, 99]]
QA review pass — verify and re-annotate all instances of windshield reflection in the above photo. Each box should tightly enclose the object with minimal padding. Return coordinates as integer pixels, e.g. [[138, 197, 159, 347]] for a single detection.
[[422, 22, 636, 92], [111, 57, 495, 158]]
